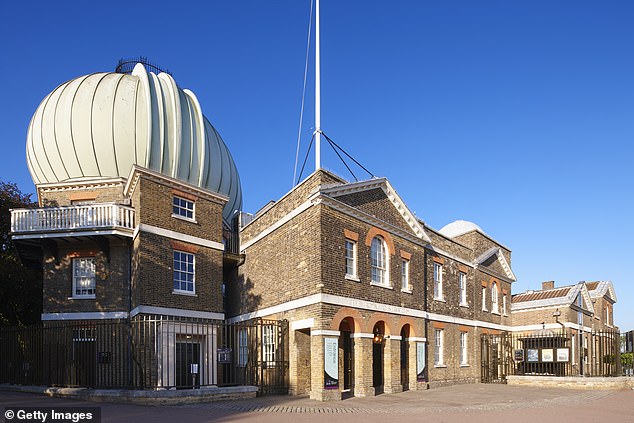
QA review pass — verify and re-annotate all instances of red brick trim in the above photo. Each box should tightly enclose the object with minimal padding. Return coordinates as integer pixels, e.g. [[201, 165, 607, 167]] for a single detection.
[[458, 325, 470, 332], [481, 329, 488, 335], [365, 227, 395, 255], [397, 317, 418, 337], [481, 281, 488, 288], [343, 229, 359, 242], [400, 250, 412, 260], [432, 321, 445, 329], [68, 191, 97, 202], [458, 264, 469, 273], [330, 307, 363, 332], [432, 256, 445, 265], [171, 240, 199, 254], [502, 288, 508, 295], [171, 189, 198, 202], [365, 312, 393, 336]]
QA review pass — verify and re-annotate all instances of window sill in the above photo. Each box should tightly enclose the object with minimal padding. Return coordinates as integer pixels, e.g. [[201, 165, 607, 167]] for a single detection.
[[173, 290, 197, 297], [491, 310, 500, 316], [69, 296, 95, 300], [460, 364, 470, 367], [433, 297, 446, 302], [370, 282, 393, 290], [345, 275, 360, 282], [460, 303, 469, 308], [434, 364, 447, 368], [171, 214, 197, 224], [401, 289, 413, 294]]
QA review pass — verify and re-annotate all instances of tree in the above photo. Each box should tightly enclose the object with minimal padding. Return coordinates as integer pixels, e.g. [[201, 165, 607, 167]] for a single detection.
[[0, 180, 42, 326]]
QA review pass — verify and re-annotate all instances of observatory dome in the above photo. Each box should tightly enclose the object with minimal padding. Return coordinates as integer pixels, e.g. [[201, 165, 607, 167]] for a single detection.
[[438, 220, 485, 239], [26, 63, 242, 221]]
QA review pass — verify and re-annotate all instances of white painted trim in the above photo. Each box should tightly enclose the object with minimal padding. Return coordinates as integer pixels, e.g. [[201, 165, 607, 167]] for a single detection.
[[42, 311, 129, 320], [291, 318, 315, 330], [406, 337, 427, 342], [135, 223, 224, 251], [227, 292, 515, 332], [312, 330, 340, 337], [352, 333, 374, 339], [510, 322, 593, 333], [13, 229, 133, 240], [387, 335, 402, 341], [240, 199, 314, 251], [130, 305, 224, 320]]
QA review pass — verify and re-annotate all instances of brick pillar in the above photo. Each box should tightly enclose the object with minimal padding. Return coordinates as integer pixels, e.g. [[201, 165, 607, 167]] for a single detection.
[[383, 336, 403, 394], [309, 332, 341, 401], [353, 334, 375, 397], [408, 339, 418, 390]]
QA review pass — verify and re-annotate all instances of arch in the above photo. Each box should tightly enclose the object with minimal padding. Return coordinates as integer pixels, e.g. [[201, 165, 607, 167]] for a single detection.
[[397, 317, 418, 338], [370, 235, 390, 285], [364, 312, 393, 336], [330, 307, 363, 332], [365, 227, 395, 255]]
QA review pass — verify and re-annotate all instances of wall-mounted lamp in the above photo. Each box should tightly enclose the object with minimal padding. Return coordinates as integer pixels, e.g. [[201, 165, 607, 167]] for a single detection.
[[373, 329, 384, 344]]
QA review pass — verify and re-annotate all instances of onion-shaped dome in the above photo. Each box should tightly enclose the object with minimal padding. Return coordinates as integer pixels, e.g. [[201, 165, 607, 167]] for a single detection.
[[26, 63, 242, 221]]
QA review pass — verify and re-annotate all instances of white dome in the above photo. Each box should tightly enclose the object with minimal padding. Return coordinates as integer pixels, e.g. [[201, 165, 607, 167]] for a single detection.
[[26, 63, 242, 221], [438, 220, 485, 238]]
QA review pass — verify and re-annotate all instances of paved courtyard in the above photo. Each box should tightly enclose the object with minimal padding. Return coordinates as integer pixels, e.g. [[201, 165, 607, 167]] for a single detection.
[[2, 384, 633, 423]]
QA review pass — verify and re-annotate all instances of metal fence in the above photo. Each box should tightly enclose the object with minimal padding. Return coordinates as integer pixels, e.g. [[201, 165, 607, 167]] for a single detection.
[[481, 329, 624, 383], [0, 316, 288, 394]]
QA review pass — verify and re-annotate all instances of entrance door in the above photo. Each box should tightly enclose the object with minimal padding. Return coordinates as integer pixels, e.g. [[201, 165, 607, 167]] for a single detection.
[[342, 330, 353, 390], [72, 328, 96, 387], [400, 337, 409, 390], [372, 341, 384, 392], [176, 341, 200, 388]]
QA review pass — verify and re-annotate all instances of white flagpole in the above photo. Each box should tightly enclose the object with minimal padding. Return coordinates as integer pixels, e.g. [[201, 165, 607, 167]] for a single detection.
[[315, 0, 321, 170]]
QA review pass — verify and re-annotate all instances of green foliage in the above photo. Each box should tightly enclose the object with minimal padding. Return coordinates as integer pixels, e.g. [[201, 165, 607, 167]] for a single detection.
[[0, 180, 42, 326], [622, 352, 634, 367]]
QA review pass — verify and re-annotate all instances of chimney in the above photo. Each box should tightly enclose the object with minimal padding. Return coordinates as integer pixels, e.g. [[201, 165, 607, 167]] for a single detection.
[[542, 281, 555, 290]]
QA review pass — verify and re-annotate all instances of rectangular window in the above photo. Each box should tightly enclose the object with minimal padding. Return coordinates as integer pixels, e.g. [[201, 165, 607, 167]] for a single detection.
[[263, 325, 276, 365], [459, 272, 467, 306], [345, 239, 357, 278], [460, 332, 468, 365], [237, 328, 248, 367], [434, 329, 444, 366], [482, 286, 487, 311], [173, 250, 195, 293], [72, 257, 96, 298], [401, 259, 410, 292], [502, 294, 507, 316], [172, 196, 195, 220], [433, 263, 443, 300]]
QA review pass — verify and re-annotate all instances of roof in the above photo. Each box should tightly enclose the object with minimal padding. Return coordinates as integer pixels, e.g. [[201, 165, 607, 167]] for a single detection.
[[586, 280, 617, 303], [512, 282, 594, 314], [438, 220, 485, 238]]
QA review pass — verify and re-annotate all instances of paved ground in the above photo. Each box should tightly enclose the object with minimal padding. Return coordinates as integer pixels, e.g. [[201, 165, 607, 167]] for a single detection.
[[2, 384, 634, 423]]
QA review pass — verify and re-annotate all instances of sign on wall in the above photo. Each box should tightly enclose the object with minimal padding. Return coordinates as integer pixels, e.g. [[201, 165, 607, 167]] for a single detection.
[[541, 349, 554, 362], [324, 337, 338, 389], [416, 342, 426, 381], [556, 348, 570, 362]]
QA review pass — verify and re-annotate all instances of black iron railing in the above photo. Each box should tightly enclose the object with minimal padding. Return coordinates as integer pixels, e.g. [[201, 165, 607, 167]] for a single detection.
[[0, 316, 288, 394], [115, 57, 172, 76]]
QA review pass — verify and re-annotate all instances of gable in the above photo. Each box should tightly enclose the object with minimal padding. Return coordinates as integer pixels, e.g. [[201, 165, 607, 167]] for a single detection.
[[475, 247, 516, 281], [336, 188, 414, 234]]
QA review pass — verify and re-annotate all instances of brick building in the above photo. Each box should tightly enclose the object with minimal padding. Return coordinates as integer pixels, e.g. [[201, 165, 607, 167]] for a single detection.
[[9, 61, 619, 398]]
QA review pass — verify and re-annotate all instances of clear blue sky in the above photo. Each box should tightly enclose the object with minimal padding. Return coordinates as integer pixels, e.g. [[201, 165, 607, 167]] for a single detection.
[[1, 1, 632, 329]]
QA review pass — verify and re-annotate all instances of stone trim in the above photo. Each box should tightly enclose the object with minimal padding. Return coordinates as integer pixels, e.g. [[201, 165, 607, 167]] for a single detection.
[[134, 224, 224, 251], [311, 330, 340, 337], [42, 311, 129, 320], [130, 305, 224, 320]]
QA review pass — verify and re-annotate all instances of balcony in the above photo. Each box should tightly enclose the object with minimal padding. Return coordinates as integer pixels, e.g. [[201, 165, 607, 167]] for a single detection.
[[11, 203, 135, 238]]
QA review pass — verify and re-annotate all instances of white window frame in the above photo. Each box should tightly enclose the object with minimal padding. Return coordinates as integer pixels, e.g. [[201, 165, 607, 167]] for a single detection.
[[370, 236, 389, 287], [263, 325, 276, 365], [72, 257, 96, 299], [502, 294, 508, 316], [345, 239, 358, 280], [482, 286, 488, 311], [237, 328, 248, 367], [434, 329, 444, 366], [401, 259, 410, 292], [172, 195, 195, 221], [460, 332, 468, 365], [173, 250, 196, 294], [491, 282, 499, 314], [459, 272, 468, 306], [433, 263, 443, 300]]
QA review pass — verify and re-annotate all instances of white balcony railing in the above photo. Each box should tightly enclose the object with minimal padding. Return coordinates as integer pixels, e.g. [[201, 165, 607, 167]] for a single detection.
[[11, 204, 135, 234]]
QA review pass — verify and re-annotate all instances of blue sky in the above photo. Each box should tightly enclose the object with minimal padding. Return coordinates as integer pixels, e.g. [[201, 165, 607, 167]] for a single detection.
[[1, 1, 632, 329]]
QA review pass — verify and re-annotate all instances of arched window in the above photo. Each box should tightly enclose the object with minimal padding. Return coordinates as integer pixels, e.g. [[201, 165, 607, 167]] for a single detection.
[[370, 236, 389, 286], [491, 282, 499, 313]]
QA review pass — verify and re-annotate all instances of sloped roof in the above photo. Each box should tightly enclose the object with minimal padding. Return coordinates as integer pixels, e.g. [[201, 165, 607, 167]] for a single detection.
[[512, 282, 594, 314], [475, 247, 516, 281], [586, 280, 617, 303]]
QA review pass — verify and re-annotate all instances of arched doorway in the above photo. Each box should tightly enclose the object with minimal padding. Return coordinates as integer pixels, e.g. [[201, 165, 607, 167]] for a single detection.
[[339, 318, 354, 393], [372, 321, 385, 393], [400, 325, 410, 391]]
